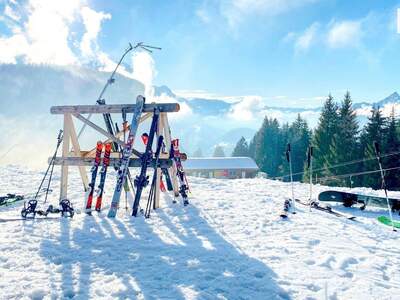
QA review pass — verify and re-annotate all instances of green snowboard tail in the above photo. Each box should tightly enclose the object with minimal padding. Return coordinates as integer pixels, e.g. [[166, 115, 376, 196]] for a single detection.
[[377, 216, 400, 229]]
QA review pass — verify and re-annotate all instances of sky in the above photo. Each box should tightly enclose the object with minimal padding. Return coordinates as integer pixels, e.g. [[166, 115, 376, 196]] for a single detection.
[[0, 0, 400, 107]]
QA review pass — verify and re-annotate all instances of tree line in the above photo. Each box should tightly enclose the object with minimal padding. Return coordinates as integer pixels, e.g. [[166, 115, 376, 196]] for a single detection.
[[232, 92, 400, 190]]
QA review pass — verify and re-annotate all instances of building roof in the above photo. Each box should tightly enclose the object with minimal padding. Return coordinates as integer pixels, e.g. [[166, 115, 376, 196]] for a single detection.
[[182, 157, 259, 171]]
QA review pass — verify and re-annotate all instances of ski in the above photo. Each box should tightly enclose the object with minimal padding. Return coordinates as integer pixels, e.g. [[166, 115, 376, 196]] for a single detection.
[[131, 109, 160, 217], [85, 141, 103, 214], [0, 194, 24, 207], [171, 139, 189, 206], [318, 190, 400, 211], [377, 216, 400, 229], [95, 143, 112, 212], [295, 199, 357, 221], [144, 135, 164, 218], [21, 199, 74, 219], [108, 95, 145, 218], [280, 199, 292, 219]]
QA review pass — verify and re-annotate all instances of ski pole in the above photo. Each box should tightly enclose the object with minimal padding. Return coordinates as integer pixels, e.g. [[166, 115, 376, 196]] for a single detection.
[[286, 143, 295, 212], [34, 130, 63, 201], [307, 146, 313, 211], [374, 141, 396, 232]]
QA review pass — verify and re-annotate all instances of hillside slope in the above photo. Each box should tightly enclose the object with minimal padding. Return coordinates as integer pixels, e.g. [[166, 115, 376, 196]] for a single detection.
[[0, 166, 399, 299]]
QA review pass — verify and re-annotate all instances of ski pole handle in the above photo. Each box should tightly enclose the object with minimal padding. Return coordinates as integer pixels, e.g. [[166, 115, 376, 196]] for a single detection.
[[373, 141, 381, 157], [286, 143, 291, 163]]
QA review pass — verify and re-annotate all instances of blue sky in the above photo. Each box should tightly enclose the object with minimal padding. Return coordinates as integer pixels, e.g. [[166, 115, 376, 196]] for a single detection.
[[1, 0, 400, 107]]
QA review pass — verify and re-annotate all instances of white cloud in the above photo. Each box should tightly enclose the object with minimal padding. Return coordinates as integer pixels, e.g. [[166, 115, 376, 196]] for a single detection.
[[80, 6, 111, 58], [132, 51, 157, 99], [228, 95, 264, 121], [0, 0, 83, 65], [295, 22, 319, 52], [0, 0, 116, 69], [327, 20, 362, 48]]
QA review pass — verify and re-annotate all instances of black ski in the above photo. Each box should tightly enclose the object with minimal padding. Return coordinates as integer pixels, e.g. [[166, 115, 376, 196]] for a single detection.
[[132, 109, 160, 217], [295, 199, 357, 221]]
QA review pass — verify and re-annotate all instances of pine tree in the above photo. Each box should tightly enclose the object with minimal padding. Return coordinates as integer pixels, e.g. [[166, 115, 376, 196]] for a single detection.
[[232, 137, 249, 157], [360, 107, 387, 189], [213, 145, 226, 157], [324, 92, 359, 186], [281, 115, 311, 181], [383, 107, 400, 190], [193, 148, 203, 157], [307, 94, 339, 181]]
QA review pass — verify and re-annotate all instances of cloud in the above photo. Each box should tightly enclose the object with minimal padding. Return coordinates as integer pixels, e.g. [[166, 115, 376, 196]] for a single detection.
[[294, 22, 319, 52], [0, 0, 115, 68], [326, 20, 362, 48], [80, 6, 111, 58], [132, 51, 157, 99], [228, 95, 264, 121]]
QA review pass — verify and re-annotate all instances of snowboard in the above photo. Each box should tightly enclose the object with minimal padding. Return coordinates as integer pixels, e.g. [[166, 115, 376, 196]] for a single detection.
[[377, 216, 400, 229], [318, 190, 400, 211]]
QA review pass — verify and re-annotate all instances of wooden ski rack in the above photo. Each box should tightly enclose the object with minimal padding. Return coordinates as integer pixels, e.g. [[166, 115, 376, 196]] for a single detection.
[[50, 99, 180, 211]]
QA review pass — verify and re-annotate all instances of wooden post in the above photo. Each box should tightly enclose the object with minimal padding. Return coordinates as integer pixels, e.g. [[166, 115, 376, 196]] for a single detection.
[[67, 114, 89, 191], [154, 113, 163, 209], [60, 113, 71, 200]]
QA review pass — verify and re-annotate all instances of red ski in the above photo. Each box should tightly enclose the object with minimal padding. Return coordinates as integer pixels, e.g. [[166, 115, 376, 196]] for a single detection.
[[85, 141, 103, 214], [95, 143, 112, 212]]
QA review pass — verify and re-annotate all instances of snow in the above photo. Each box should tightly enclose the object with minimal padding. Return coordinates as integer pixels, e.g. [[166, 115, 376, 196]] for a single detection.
[[183, 157, 259, 171], [1, 165, 400, 299]]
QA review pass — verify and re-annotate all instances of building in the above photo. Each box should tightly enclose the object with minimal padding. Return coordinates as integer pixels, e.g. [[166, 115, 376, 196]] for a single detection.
[[182, 157, 259, 179]]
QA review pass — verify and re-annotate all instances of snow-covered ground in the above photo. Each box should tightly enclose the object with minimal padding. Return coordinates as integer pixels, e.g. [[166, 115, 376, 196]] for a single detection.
[[1, 166, 400, 299]]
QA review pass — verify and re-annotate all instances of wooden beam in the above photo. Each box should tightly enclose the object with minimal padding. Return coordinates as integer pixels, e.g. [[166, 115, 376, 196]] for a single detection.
[[71, 151, 169, 159], [60, 114, 71, 200], [66, 114, 89, 191], [72, 114, 125, 147], [51, 103, 180, 114], [82, 114, 152, 158], [52, 157, 172, 168], [154, 114, 163, 209]]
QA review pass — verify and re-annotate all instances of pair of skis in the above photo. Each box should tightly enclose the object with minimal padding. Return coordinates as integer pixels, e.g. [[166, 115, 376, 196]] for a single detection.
[[280, 143, 296, 218], [171, 139, 189, 206], [85, 141, 112, 214]]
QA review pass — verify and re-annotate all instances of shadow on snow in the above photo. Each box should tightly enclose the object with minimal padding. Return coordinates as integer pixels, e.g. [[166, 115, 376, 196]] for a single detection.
[[40, 198, 290, 299]]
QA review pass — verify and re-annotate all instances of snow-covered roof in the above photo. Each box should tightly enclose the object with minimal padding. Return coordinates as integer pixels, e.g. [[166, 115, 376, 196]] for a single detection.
[[182, 157, 259, 171]]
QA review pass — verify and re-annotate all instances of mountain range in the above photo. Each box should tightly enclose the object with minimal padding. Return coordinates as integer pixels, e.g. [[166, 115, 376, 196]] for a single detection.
[[0, 64, 399, 166]]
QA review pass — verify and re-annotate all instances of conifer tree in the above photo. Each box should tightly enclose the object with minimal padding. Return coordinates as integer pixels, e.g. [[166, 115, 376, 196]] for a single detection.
[[232, 137, 249, 157], [324, 92, 359, 186], [281, 115, 311, 181], [383, 108, 400, 190], [193, 148, 203, 157], [213, 145, 226, 157], [360, 107, 387, 189], [306, 94, 339, 181]]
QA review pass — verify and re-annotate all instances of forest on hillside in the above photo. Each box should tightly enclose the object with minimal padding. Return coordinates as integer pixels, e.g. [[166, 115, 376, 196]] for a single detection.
[[231, 92, 400, 190]]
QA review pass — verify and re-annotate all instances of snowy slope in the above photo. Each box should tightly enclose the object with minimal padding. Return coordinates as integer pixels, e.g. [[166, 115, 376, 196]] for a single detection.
[[0, 166, 400, 299]]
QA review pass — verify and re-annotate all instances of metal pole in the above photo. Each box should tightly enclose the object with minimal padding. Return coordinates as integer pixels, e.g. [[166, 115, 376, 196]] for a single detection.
[[374, 141, 396, 232]]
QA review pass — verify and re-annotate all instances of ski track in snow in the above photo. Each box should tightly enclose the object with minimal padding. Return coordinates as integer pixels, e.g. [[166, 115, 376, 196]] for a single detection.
[[0, 166, 400, 299]]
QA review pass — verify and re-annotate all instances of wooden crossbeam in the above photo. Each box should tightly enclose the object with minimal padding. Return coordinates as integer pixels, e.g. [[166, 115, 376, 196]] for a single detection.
[[52, 157, 172, 168], [72, 114, 125, 147], [83, 112, 152, 158], [51, 103, 180, 114]]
